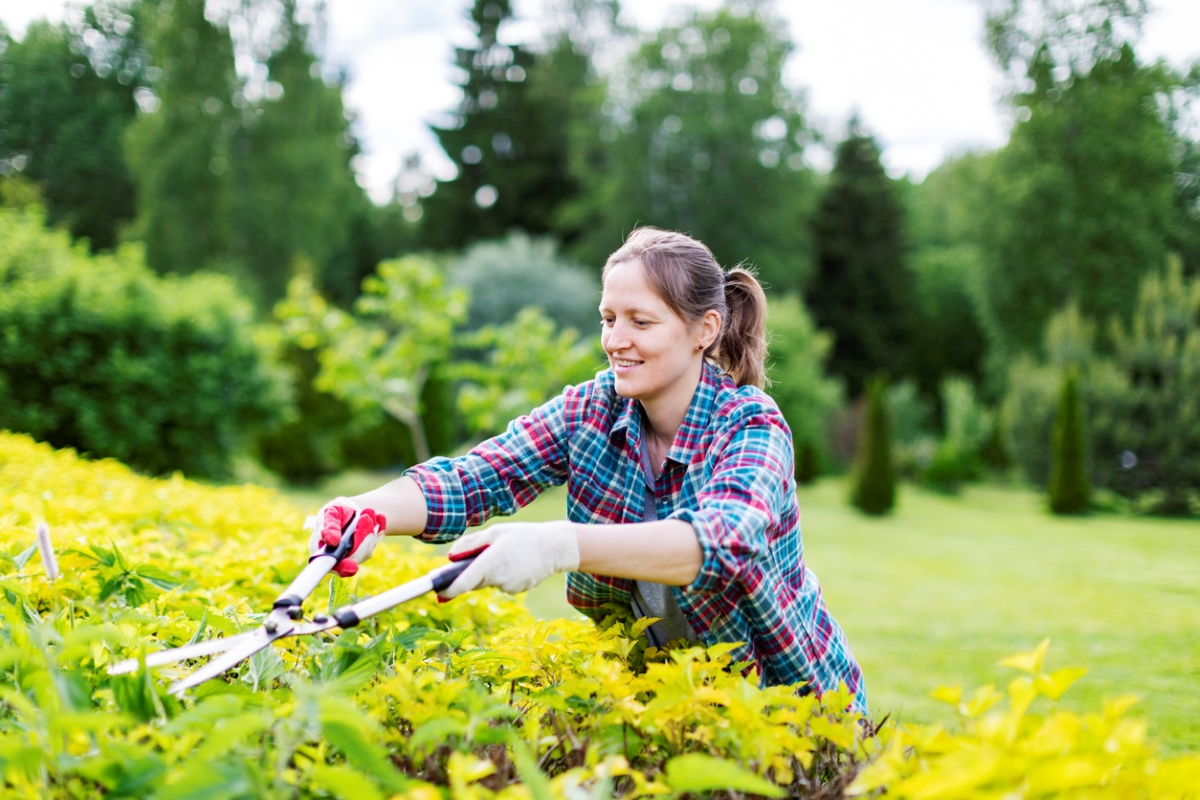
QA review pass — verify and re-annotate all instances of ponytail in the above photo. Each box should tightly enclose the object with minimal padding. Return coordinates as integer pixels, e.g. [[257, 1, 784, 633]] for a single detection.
[[716, 267, 769, 389]]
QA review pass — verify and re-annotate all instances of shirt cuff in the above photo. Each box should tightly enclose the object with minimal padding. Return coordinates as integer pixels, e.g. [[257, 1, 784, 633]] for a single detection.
[[667, 507, 743, 594], [404, 461, 467, 544]]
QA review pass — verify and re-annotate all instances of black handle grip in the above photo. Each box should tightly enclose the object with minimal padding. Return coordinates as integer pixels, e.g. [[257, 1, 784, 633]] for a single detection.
[[308, 511, 360, 565], [430, 555, 478, 594]]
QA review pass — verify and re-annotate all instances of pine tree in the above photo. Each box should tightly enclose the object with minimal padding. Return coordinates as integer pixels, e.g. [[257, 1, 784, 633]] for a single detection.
[[851, 377, 896, 515], [421, 0, 583, 249], [808, 122, 912, 398], [1048, 367, 1090, 514]]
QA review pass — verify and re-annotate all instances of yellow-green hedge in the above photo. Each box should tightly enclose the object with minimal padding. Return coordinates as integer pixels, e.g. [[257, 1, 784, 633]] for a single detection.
[[1, 431, 1197, 799]]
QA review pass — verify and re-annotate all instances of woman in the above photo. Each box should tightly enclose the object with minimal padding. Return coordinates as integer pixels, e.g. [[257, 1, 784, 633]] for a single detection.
[[308, 227, 867, 711]]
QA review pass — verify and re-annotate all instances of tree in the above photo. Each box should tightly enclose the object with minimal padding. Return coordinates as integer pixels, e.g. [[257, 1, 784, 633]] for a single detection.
[[563, 5, 815, 289], [1094, 257, 1200, 514], [807, 124, 913, 397], [125, 0, 372, 305], [850, 377, 895, 515], [288, 257, 468, 464], [1048, 367, 1090, 513], [124, 0, 238, 276], [903, 153, 992, 398], [420, 0, 594, 250], [0, 11, 142, 250], [447, 232, 600, 333], [764, 294, 843, 483], [453, 307, 603, 439], [226, 0, 369, 304], [977, 0, 1196, 364]]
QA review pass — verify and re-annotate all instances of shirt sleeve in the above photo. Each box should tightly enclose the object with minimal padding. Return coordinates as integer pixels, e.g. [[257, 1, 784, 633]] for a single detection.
[[667, 412, 792, 594], [404, 388, 577, 543]]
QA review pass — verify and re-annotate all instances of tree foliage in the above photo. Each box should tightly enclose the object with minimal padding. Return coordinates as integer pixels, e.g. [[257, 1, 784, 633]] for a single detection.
[[808, 126, 913, 397], [563, 5, 815, 288], [0, 11, 142, 250], [850, 377, 896, 515], [420, 0, 593, 251], [278, 258, 467, 465], [447, 231, 600, 333], [903, 153, 992, 397], [764, 294, 843, 482], [1048, 366, 1090, 513]]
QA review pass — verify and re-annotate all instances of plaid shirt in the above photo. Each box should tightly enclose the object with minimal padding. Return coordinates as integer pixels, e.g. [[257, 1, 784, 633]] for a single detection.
[[406, 363, 867, 710]]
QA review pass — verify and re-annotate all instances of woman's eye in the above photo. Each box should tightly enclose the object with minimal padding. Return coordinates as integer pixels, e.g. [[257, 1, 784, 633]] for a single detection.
[[600, 318, 613, 327]]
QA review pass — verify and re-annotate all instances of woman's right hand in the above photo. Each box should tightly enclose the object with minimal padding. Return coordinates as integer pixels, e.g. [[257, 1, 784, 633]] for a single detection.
[[305, 497, 387, 578]]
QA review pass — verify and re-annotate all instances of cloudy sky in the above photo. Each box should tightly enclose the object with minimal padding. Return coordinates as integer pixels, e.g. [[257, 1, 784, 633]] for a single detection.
[[3, 0, 1198, 203]]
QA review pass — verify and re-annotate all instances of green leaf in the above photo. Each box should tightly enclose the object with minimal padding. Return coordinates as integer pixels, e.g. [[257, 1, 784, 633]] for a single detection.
[[664, 754, 785, 798], [134, 564, 182, 591], [153, 760, 253, 800], [13, 543, 37, 570], [507, 735, 554, 800], [309, 764, 385, 800], [328, 574, 351, 615], [320, 702, 408, 791]]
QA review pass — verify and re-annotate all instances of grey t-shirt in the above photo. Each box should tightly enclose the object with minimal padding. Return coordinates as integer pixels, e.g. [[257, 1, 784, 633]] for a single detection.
[[632, 430, 698, 648]]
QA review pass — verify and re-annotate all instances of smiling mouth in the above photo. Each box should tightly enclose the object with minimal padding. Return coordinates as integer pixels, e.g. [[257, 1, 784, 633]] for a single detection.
[[613, 359, 643, 368]]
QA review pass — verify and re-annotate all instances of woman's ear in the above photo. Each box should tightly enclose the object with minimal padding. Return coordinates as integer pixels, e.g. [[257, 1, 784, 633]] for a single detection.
[[698, 309, 722, 350]]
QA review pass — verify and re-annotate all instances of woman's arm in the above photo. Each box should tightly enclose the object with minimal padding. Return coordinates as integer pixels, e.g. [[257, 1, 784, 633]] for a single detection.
[[350, 475, 428, 537], [575, 520, 703, 586]]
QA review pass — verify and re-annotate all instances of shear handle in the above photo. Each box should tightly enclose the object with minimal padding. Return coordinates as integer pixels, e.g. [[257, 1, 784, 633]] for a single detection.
[[273, 510, 360, 611], [330, 553, 481, 629]]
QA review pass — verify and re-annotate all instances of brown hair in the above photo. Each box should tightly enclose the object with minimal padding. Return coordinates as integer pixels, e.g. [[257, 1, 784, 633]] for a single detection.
[[602, 227, 768, 388]]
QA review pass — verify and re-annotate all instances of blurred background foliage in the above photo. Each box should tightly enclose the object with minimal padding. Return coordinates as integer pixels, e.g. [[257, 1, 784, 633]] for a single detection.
[[1, 0, 1198, 515]]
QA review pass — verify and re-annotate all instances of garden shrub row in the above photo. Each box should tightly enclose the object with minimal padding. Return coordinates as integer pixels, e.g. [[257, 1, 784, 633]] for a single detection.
[[1, 431, 1198, 798], [0, 206, 285, 479]]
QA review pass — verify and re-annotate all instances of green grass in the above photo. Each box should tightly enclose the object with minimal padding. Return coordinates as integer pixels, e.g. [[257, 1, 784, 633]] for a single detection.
[[284, 473, 1200, 754]]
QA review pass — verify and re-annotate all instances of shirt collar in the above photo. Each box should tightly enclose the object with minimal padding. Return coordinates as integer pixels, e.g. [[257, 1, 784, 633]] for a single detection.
[[609, 362, 726, 466]]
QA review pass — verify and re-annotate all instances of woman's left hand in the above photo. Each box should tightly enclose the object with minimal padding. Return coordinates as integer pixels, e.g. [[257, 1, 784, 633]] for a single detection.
[[439, 521, 580, 600]]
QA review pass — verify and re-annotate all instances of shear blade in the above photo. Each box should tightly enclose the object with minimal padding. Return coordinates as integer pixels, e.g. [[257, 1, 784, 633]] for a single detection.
[[167, 628, 275, 696], [108, 631, 259, 676]]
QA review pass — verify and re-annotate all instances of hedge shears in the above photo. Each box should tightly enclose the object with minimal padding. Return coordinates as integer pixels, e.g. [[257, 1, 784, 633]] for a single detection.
[[108, 511, 478, 696]]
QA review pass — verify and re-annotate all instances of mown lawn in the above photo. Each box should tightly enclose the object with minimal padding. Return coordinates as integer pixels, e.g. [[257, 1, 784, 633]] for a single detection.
[[286, 474, 1200, 754]]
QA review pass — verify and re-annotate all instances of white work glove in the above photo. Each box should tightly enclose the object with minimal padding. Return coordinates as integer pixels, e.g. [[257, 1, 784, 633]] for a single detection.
[[439, 520, 580, 600], [305, 497, 387, 578]]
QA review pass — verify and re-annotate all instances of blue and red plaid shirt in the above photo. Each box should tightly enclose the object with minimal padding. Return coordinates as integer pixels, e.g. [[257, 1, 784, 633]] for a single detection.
[[406, 363, 867, 711]]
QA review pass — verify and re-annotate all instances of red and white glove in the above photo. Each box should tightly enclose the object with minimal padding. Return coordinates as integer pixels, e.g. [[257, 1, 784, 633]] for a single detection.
[[439, 520, 580, 600], [305, 497, 387, 578]]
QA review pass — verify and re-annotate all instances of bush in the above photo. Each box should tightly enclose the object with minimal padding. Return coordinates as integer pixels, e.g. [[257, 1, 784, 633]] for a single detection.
[[1093, 258, 1200, 514], [0, 207, 286, 478], [3, 432, 1197, 799], [1049, 367, 1091, 514], [765, 295, 844, 481], [448, 232, 600, 333], [922, 377, 994, 493], [1004, 264, 1200, 515], [886, 379, 937, 479], [851, 377, 895, 515]]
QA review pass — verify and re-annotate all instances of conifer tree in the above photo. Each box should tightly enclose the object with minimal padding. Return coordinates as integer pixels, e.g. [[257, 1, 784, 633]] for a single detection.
[[421, 0, 584, 249], [808, 123, 912, 397], [1048, 368, 1090, 514], [851, 376, 896, 515]]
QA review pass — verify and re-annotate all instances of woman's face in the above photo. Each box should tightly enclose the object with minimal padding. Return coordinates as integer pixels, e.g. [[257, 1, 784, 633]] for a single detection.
[[599, 259, 716, 406]]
